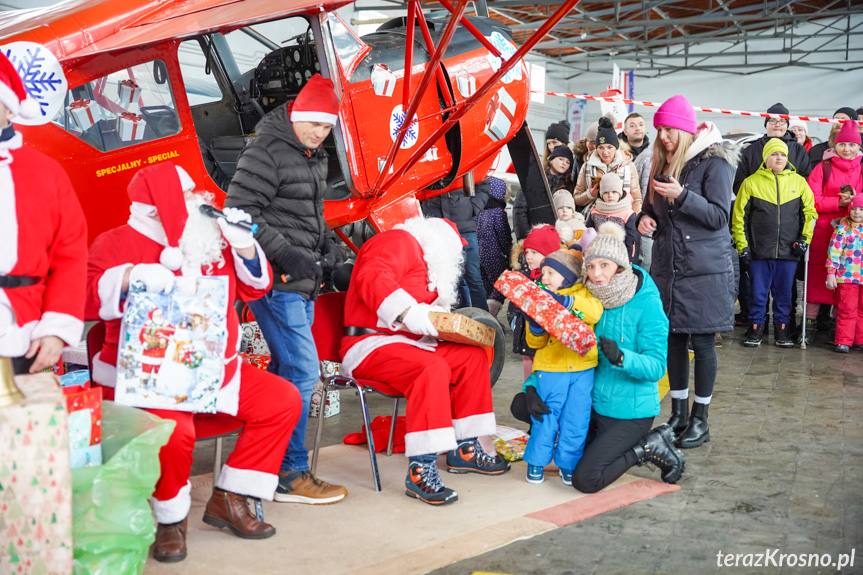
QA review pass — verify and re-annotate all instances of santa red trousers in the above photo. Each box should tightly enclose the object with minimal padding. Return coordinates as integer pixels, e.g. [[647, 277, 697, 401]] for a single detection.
[[351, 342, 496, 457], [105, 363, 300, 524], [835, 283, 863, 346]]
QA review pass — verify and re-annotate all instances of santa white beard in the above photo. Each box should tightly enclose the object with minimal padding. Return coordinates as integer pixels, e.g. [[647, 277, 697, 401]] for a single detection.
[[395, 216, 464, 310], [180, 194, 226, 274]]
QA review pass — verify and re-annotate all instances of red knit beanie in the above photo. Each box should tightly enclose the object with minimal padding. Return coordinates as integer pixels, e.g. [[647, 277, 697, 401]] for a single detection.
[[289, 74, 339, 125], [835, 119, 862, 146], [524, 225, 560, 256]]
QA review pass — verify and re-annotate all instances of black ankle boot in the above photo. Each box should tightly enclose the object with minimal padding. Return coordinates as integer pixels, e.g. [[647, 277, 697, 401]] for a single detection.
[[632, 424, 686, 484], [666, 398, 689, 436], [676, 402, 710, 448]]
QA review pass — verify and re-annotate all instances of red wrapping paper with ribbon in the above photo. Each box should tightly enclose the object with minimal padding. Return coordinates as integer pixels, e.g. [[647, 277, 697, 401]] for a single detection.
[[67, 98, 95, 130], [494, 270, 597, 356], [116, 111, 146, 141]]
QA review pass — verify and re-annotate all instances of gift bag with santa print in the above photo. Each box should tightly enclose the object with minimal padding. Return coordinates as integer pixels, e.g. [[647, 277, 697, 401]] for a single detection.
[[115, 276, 229, 413], [62, 379, 103, 468], [494, 270, 597, 356]]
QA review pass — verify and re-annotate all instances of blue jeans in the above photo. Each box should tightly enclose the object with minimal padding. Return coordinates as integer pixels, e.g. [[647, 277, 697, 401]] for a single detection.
[[247, 290, 318, 473], [749, 259, 797, 325], [457, 232, 488, 311]]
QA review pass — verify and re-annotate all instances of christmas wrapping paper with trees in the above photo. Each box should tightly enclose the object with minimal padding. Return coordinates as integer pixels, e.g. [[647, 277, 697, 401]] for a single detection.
[[0, 373, 73, 575]]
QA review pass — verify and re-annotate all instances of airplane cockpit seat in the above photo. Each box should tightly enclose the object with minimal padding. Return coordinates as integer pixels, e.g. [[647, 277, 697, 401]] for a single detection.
[[207, 134, 257, 190]]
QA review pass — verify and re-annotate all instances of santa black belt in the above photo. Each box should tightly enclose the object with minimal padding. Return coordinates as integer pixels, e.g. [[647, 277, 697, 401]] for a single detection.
[[344, 326, 388, 337], [0, 275, 39, 288]]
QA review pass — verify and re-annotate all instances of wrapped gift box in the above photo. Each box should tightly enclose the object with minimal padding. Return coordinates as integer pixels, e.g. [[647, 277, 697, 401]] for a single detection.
[[241, 321, 271, 355], [117, 79, 142, 109], [309, 381, 340, 418], [0, 373, 73, 574], [240, 352, 272, 371], [116, 112, 146, 141], [63, 381, 103, 469], [483, 86, 517, 142], [371, 63, 396, 97], [67, 97, 97, 131], [456, 71, 476, 98], [428, 311, 495, 347], [495, 270, 596, 356]]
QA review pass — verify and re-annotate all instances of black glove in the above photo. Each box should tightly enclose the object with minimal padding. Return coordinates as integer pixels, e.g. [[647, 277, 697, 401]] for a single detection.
[[792, 239, 808, 258], [525, 386, 551, 422], [739, 247, 751, 265], [320, 237, 343, 271], [598, 336, 623, 367], [278, 247, 320, 282]]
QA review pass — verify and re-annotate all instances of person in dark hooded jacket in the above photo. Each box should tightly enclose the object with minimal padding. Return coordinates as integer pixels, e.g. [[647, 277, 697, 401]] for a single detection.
[[637, 94, 738, 452], [224, 74, 348, 505]]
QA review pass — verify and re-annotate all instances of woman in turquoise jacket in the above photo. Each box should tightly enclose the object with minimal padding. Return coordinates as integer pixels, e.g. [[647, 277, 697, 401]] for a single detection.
[[572, 223, 686, 492]]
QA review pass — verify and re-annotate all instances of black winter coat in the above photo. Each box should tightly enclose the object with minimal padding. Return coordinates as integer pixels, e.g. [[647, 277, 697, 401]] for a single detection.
[[733, 131, 810, 193], [225, 104, 335, 299], [421, 179, 490, 234], [639, 140, 738, 334]]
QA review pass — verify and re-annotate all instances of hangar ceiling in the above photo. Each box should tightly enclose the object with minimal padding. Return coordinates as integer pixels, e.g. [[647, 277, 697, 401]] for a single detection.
[[352, 0, 863, 76]]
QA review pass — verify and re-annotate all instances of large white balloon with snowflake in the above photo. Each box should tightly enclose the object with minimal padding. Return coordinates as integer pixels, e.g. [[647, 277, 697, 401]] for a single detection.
[[389, 104, 419, 149], [486, 32, 524, 84], [1, 41, 68, 126]]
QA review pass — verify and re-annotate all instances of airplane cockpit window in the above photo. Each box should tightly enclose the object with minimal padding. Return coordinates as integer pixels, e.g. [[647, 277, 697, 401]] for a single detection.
[[324, 12, 365, 81], [51, 60, 180, 153]]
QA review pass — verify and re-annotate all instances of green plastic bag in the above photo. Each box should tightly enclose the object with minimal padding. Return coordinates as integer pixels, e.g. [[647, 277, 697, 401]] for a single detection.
[[71, 401, 175, 575]]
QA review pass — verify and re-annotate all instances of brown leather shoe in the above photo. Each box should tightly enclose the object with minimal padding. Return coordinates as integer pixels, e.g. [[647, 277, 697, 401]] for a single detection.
[[153, 518, 187, 563], [202, 488, 276, 540]]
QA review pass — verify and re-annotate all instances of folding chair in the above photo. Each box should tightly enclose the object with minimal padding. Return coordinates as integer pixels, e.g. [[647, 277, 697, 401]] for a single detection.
[[309, 291, 403, 492], [86, 321, 243, 484]]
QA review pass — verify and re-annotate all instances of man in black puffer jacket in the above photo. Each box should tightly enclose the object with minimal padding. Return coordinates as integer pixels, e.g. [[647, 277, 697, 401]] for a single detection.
[[225, 74, 347, 506]]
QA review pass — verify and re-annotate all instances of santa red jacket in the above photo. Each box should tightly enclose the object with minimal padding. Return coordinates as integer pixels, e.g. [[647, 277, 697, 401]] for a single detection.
[[85, 223, 272, 415], [0, 133, 87, 356], [340, 228, 446, 375]]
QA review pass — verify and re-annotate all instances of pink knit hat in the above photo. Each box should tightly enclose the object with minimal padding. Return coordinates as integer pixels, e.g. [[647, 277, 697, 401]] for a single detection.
[[653, 95, 697, 134], [851, 194, 863, 210], [835, 119, 862, 146]]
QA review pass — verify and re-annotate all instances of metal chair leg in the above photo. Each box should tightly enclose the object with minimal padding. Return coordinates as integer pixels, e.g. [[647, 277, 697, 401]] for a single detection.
[[356, 386, 381, 492], [310, 378, 327, 476], [213, 437, 223, 483], [387, 397, 400, 456]]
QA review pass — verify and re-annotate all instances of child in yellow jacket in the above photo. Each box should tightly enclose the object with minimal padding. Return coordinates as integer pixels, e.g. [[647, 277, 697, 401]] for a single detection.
[[522, 247, 603, 486]]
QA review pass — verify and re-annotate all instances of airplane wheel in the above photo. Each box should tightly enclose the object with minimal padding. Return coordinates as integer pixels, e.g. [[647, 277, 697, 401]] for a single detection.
[[456, 307, 506, 388]]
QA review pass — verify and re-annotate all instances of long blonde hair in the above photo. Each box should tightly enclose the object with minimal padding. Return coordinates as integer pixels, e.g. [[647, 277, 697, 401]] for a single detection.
[[649, 128, 694, 203]]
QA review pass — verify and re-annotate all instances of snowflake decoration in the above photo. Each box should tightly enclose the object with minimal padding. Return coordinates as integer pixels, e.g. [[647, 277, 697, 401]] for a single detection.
[[5, 45, 63, 117], [389, 105, 419, 149], [486, 31, 523, 84]]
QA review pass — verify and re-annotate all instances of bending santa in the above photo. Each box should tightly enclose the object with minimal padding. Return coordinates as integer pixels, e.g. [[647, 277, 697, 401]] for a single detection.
[[85, 163, 301, 563], [0, 51, 87, 373], [341, 216, 510, 506]]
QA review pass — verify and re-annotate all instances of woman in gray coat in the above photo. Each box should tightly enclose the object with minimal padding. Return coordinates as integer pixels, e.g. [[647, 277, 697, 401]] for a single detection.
[[636, 95, 738, 450]]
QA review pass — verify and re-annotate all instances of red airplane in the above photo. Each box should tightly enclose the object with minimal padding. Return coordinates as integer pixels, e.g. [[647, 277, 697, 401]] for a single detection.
[[1, 0, 579, 382]]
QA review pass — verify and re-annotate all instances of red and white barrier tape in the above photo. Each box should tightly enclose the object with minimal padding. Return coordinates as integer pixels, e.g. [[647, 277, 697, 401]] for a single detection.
[[533, 90, 863, 126]]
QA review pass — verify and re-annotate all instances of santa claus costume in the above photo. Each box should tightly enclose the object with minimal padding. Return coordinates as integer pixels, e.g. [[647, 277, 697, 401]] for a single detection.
[[341, 216, 509, 506], [0, 52, 87, 372], [85, 162, 300, 562]]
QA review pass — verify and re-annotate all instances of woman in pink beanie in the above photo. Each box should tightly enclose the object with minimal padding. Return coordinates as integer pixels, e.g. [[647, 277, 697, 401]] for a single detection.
[[636, 94, 739, 450], [802, 117, 863, 344]]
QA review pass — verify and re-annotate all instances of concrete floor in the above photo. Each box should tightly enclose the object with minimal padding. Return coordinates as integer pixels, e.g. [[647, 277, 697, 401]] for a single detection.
[[191, 317, 863, 575]]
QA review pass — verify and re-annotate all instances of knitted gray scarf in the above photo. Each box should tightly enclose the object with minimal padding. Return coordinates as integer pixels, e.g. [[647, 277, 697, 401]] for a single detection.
[[586, 268, 638, 309]]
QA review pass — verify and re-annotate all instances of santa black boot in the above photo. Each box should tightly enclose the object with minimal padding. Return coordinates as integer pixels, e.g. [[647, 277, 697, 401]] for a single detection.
[[632, 424, 686, 484]]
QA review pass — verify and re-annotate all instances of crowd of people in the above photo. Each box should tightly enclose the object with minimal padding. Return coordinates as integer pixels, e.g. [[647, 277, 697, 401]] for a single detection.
[[3, 39, 862, 565]]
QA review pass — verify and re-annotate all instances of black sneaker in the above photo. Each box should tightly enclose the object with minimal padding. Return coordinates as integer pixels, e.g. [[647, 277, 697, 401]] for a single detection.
[[773, 323, 794, 348], [446, 439, 511, 475], [743, 324, 764, 347], [405, 461, 458, 506]]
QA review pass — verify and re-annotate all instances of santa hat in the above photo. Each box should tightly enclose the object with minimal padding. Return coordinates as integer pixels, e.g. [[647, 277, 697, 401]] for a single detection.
[[0, 52, 38, 120], [127, 163, 192, 271], [436, 218, 468, 247], [289, 74, 339, 125]]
